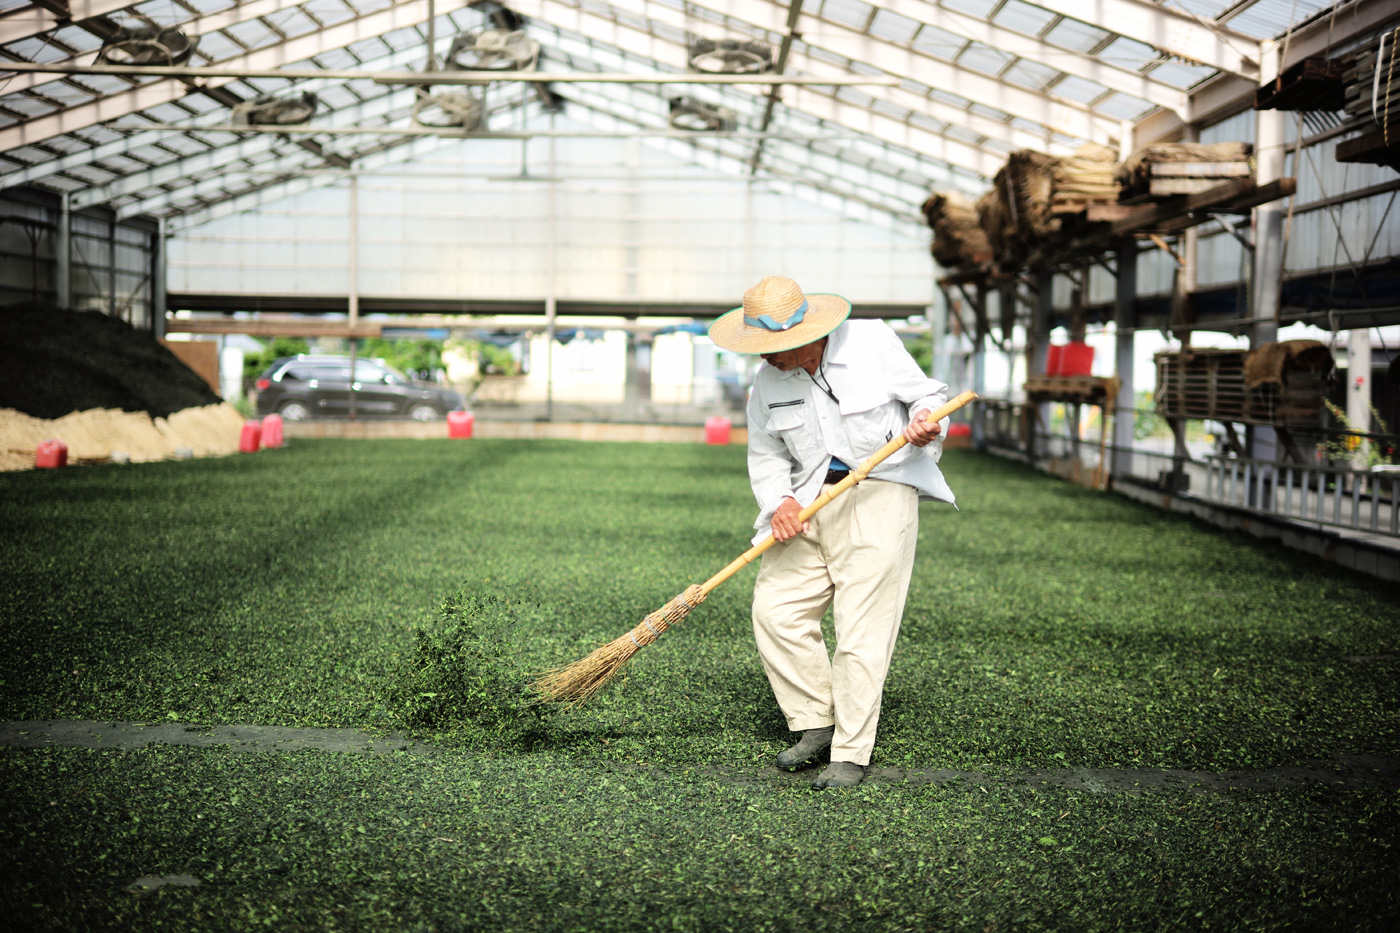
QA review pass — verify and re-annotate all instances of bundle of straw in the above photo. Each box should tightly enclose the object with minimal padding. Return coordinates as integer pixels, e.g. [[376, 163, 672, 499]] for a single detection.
[[1116, 142, 1252, 201], [533, 389, 980, 704], [920, 190, 992, 268], [1049, 143, 1120, 213], [974, 150, 1056, 264]]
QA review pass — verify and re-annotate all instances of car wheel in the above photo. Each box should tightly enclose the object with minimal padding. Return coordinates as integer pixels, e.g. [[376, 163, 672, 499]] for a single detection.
[[279, 400, 312, 422], [409, 403, 441, 422]]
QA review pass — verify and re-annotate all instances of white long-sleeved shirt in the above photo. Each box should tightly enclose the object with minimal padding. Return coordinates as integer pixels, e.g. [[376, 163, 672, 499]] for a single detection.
[[745, 319, 955, 543]]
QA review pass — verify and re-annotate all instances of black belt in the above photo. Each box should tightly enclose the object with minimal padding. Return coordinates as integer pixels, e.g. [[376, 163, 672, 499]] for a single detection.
[[824, 468, 851, 485]]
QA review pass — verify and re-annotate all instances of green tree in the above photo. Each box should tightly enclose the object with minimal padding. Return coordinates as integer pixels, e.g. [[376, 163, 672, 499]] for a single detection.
[[242, 337, 310, 384], [900, 333, 935, 375], [360, 337, 443, 380]]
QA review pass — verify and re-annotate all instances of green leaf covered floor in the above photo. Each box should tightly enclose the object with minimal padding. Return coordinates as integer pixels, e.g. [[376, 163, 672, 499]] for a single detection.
[[1, 441, 1396, 931]]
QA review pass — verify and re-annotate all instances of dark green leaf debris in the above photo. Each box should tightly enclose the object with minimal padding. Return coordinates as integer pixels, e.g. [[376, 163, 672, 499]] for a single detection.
[[1, 441, 1396, 931]]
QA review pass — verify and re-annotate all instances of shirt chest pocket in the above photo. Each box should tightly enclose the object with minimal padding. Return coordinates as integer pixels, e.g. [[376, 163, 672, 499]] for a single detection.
[[765, 404, 823, 461], [837, 388, 901, 455]]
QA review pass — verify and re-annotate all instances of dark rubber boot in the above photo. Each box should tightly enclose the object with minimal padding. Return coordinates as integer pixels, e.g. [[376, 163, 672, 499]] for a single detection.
[[812, 761, 866, 789], [775, 725, 835, 769]]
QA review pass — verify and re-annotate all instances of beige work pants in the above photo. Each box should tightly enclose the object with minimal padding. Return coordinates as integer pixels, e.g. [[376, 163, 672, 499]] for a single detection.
[[751, 478, 919, 766]]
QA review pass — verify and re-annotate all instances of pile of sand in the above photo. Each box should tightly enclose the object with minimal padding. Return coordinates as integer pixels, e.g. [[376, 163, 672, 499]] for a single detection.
[[1, 402, 246, 472]]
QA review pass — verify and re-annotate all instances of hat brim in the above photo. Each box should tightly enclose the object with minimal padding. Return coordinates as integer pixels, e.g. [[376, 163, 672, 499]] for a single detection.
[[707, 293, 851, 354]]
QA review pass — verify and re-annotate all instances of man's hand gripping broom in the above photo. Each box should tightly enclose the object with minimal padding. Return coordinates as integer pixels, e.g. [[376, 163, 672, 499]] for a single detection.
[[532, 390, 979, 704]]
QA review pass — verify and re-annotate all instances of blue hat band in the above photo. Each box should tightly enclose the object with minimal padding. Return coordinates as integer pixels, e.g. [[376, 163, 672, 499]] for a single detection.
[[743, 299, 807, 332]]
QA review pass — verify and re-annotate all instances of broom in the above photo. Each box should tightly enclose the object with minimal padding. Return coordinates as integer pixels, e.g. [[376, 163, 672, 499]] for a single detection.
[[532, 389, 979, 704]]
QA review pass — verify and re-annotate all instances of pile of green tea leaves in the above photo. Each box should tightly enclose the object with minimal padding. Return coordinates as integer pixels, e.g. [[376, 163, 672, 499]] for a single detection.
[[1, 440, 1396, 931]]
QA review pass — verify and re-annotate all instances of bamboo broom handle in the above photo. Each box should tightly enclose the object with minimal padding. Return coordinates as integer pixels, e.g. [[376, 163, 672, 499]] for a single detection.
[[697, 389, 978, 597]]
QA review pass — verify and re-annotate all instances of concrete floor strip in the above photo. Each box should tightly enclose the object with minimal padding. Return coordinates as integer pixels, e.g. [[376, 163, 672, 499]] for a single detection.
[[3, 720, 1397, 794]]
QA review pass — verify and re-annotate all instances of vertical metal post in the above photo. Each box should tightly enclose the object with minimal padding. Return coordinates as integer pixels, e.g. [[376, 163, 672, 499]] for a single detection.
[[56, 193, 71, 309], [348, 337, 359, 422], [1113, 237, 1137, 480], [971, 282, 987, 448], [151, 217, 167, 338], [426, 0, 437, 71], [933, 284, 951, 384], [1249, 41, 1285, 471], [545, 121, 558, 422], [1347, 326, 1372, 468], [1031, 268, 1053, 462], [347, 174, 359, 328], [108, 210, 118, 318]]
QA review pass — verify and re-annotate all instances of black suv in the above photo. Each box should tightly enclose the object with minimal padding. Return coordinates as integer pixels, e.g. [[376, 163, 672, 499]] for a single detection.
[[254, 355, 463, 421]]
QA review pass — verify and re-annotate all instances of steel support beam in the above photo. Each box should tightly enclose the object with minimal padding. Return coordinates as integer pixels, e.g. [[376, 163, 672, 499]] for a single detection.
[[151, 217, 166, 338], [3, 41, 467, 190], [55, 191, 71, 309], [0, 0, 132, 45], [0, 0, 480, 152], [1248, 47, 1285, 466], [162, 131, 479, 232], [838, 0, 1189, 114], [519, 0, 1117, 145], [2, 0, 323, 94], [1112, 239, 1136, 479], [1013, 0, 1260, 77]]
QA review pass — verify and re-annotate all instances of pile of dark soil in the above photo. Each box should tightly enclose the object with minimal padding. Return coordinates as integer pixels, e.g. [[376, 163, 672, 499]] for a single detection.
[[0, 302, 220, 420]]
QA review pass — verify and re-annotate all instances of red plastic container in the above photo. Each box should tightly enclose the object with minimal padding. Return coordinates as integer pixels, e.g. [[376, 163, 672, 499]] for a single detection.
[[447, 410, 475, 439], [239, 420, 262, 453], [1046, 344, 1064, 376], [261, 413, 284, 449], [1060, 340, 1095, 376], [704, 416, 731, 446], [35, 439, 68, 469], [946, 423, 972, 438]]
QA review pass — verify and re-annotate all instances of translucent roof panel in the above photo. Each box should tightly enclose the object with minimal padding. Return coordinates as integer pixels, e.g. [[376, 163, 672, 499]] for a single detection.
[[0, 0, 1357, 233]]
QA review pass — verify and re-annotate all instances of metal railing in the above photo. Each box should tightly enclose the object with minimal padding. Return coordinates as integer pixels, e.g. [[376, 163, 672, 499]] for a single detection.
[[975, 398, 1400, 541], [1203, 455, 1399, 537]]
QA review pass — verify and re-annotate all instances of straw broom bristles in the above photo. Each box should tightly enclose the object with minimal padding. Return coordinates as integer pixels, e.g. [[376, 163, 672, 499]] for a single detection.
[[532, 584, 709, 704]]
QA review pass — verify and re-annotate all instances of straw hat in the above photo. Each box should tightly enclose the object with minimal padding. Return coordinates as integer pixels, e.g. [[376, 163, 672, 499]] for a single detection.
[[708, 276, 851, 354]]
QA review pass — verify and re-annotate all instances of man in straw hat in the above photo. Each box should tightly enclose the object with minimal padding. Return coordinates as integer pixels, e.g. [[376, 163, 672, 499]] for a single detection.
[[709, 276, 954, 789]]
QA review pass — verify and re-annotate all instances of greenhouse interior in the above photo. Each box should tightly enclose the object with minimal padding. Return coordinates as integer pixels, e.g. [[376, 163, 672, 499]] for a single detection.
[[2, 0, 1399, 929]]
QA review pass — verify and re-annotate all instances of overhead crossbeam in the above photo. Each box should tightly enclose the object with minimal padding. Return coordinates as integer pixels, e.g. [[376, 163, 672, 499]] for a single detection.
[[1, 0, 323, 93], [531, 10, 1059, 155], [777, 0, 1189, 115], [1, 38, 440, 188], [162, 131, 473, 231], [1014, 0, 1260, 78], [557, 0, 1118, 144], [69, 92, 421, 210], [0, 0, 133, 45], [0, 0, 465, 152]]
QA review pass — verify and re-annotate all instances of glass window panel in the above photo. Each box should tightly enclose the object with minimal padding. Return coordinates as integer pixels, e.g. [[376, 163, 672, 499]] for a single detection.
[[1146, 61, 1216, 89], [819, 0, 875, 30], [50, 25, 104, 53], [940, 0, 999, 16], [1044, 18, 1110, 53], [1093, 92, 1153, 120], [910, 26, 965, 60], [181, 0, 237, 13], [868, 8, 921, 43], [1002, 58, 1060, 90], [1050, 75, 1110, 104], [957, 42, 1014, 75], [307, 3, 358, 28], [193, 32, 242, 61], [1098, 35, 1157, 73], [993, 1, 1058, 36], [223, 20, 279, 50]]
